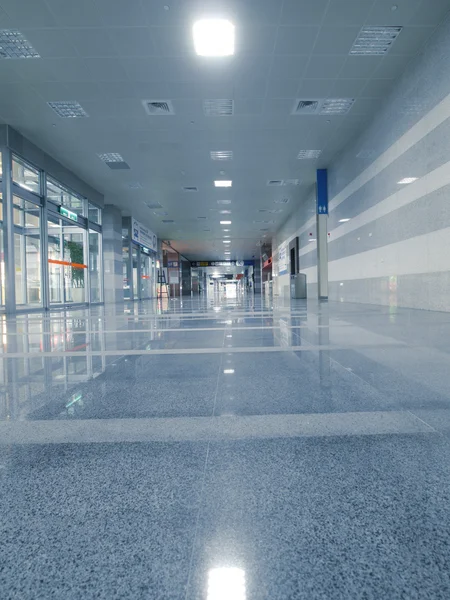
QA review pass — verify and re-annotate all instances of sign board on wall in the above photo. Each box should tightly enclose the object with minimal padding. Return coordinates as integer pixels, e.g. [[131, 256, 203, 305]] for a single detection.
[[191, 260, 251, 268], [279, 246, 288, 275], [131, 218, 158, 252]]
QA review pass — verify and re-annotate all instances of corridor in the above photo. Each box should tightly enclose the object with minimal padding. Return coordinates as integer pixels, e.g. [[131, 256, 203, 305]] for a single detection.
[[1, 295, 450, 599]]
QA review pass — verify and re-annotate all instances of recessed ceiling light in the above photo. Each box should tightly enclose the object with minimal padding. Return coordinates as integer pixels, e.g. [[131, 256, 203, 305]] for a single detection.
[[398, 177, 418, 184], [222, 229, 230, 232], [297, 150, 322, 159], [350, 26, 402, 56], [0, 30, 40, 59], [217, 200, 231, 205], [223, 369, 235, 374], [220, 210, 231, 214], [48, 101, 88, 118], [193, 19, 235, 56], [215, 180, 232, 187], [309, 239, 317, 242], [320, 98, 354, 115], [339, 218, 351, 223], [220, 221, 231, 225], [223, 235, 230, 238], [223, 240, 231, 244], [211, 150, 233, 160], [97, 153, 125, 163]]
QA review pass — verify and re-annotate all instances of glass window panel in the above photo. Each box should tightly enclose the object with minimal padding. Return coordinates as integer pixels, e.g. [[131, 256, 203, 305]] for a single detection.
[[63, 223, 86, 303], [88, 203, 101, 224], [14, 200, 42, 306], [0, 193, 4, 306], [140, 252, 152, 299], [12, 157, 40, 195], [46, 178, 85, 216], [132, 246, 138, 300], [0, 152, 2, 179], [48, 215, 63, 304], [89, 230, 101, 303], [123, 244, 131, 300]]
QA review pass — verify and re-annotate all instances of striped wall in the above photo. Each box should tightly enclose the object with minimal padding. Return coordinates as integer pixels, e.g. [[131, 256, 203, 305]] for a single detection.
[[274, 11, 450, 311]]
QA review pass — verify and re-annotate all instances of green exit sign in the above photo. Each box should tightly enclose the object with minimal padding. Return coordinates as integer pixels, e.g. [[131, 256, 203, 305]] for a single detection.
[[59, 206, 78, 222]]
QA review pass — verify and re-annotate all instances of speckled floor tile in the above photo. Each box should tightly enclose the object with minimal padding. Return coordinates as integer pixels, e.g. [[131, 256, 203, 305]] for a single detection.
[[185, 435, 450, 600], [0, 442, 208, 600]]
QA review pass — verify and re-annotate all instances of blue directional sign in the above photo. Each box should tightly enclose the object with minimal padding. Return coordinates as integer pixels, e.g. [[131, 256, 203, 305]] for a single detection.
[[316, 169, 328, 215]]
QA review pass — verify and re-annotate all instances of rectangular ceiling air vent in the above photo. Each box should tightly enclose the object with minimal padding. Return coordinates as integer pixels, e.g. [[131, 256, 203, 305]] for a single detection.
[[292, 98, 354, 116], [350, 26, 402, 56], [145, 202, 163, 209], [0, 30, 40, 59], [183, 186, 198, 192], [293, 100, 319, 114], [162, 219, 174, 223], [142, 100, 174, 115], [153, 210, 168, 216], [320, 98, 354, 115], [97, 153, 130, 169], [203, 99, 234, 116], [283, 179, 300, 186], [48, 101, 88, 118], [297, 150, 322, 159], [274, 198, 290, 204], [128, 182, 143, 189], [259, 208, 284, 214], [217, 199, 231, 205], [197, 216, 207, 219], [267, 180, 283, 186], [210, 150, 234, 160]]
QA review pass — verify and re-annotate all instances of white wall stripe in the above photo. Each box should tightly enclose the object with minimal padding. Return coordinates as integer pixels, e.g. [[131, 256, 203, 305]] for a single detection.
[[331, 158, 450, 243], [328, 226, 450, 281], [329, 90, 450, 212]]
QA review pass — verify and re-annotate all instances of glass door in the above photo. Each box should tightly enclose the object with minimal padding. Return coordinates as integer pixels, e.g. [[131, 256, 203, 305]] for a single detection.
[[140, 252, 151, 299], [13, 196, 42, 307], [132, 245, 139, 300]]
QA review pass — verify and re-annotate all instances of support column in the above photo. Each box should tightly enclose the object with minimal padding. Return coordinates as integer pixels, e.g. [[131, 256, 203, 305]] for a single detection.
[[102, 204, 123, 304], [253, 259, 262, 294], [316, 169, 329, 300]]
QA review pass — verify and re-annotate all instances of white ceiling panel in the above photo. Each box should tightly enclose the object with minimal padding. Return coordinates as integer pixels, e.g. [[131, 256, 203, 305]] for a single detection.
[[274, 27, 319, 55], [280, 0, 329, 25], [67, 28, 118, 58], [0, 0, 446, 260], [323, 0, 375, 26]]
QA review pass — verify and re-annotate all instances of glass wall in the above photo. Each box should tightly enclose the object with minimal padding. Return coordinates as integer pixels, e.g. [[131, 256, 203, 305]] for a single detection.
[[46, 178, 85, 216], [89, 230, 101, 303], [132, 246, 139, 300], [47, 215, 87, 304], [0, 151, 104, 311], [13, 197, 42, 307]]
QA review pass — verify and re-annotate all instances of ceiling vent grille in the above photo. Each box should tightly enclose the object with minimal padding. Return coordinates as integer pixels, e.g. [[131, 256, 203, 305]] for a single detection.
[[48, 101, 88, 118], [350, 26, 402, 56], [97, 153, 130, 170], [267, 180, 283, 186], [0, 30, 40, 59], [210, 150, 234, 160], [292, 98, 354, 116], [128, 182, 143, 189], [145, 202, 163, 209], [142, 100, 174, 115], [183, 186, 198, 192], [203, 99, 234, 116], [297, 150, 322, 159], [283, 179, 300, 186], [293, 100, 319, 114], [162, 219, 174, 223], [274, 198, 290, 204]]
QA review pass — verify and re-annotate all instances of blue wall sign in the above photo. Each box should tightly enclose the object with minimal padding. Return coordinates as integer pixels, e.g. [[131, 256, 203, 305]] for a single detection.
[[316, 169, 328, 215]]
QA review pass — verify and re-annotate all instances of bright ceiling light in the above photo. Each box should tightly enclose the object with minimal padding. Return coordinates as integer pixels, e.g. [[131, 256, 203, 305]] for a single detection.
[[398, 177, 418, 184], [223, 240, 231, 244], [339, 218, 351, 223], [215, 180, 232, 187], [220, 221, 231, 225], [193, 19, 235, 56], [223, 369, 235, 374]]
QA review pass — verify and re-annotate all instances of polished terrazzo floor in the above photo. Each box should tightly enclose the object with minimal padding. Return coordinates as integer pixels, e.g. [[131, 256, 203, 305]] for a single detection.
[[1, 292, 450, 599]]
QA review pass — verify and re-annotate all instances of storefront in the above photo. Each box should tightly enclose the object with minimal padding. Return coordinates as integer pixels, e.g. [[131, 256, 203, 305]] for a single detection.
[[0, 143, 103, 312], [122, 217, 158, 300]]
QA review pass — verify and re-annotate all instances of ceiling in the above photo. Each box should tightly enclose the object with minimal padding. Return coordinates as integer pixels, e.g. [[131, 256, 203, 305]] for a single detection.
[[0, 0, 448, 260]]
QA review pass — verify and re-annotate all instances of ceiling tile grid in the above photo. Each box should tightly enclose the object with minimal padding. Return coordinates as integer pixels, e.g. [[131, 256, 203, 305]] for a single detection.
[[0, 0, 447, 259]]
